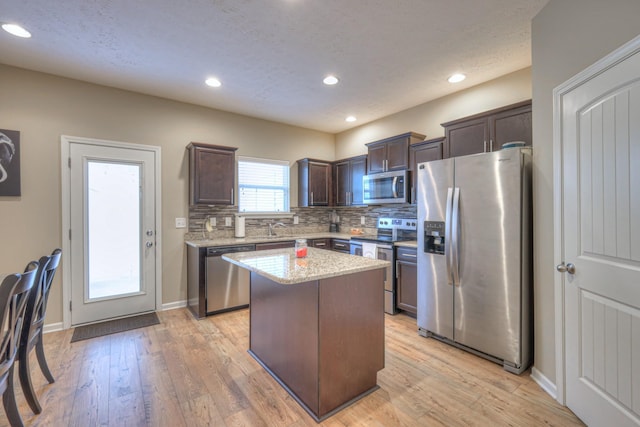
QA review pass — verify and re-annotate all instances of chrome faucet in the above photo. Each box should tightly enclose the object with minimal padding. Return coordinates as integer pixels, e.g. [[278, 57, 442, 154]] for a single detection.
[[268, 221, 286, 237]]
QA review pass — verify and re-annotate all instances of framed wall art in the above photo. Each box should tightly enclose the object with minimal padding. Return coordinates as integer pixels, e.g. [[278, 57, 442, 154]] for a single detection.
[[0, 129, 20, 196]]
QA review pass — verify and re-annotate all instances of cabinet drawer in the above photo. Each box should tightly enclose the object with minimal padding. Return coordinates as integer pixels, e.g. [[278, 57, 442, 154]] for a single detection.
[[331, 239, 350, 252], [310, 238, 330, 249], [255, 241, 295, 250], [396, 247, 417, 262]]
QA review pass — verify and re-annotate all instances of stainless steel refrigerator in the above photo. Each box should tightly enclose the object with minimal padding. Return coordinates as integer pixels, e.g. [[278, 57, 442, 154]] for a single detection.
[[416, 147, 532, 374]]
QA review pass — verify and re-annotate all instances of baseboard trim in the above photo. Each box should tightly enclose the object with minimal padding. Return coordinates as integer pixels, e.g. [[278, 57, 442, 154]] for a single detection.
[[531, 366, 557, 400], [43, 322, 64, 334], [162, 300, 187, 311]]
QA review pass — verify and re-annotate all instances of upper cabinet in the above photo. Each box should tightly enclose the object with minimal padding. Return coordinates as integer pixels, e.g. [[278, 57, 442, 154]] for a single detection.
[[409, 137, 444, 203], [441, 100, 531, 158], [298, 159, 332, 206], [187, 142, 237, 206], [334, 155, 367, 206], [366, 132, 426, 174]]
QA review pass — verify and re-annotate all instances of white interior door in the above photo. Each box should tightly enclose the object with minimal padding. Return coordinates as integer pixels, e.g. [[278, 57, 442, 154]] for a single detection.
[[67, 139, 159, 326], [557, 37, 640, 426]]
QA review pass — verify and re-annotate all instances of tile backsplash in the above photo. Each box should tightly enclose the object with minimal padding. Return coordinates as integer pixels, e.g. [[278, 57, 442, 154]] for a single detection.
[[186, 204, 417, 240]]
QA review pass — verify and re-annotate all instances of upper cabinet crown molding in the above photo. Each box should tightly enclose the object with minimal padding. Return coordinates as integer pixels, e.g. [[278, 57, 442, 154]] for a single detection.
[[187, 142, 238, 206]]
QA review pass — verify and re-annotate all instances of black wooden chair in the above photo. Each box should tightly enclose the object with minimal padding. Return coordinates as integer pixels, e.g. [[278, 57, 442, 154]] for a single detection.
[[18, 248, 61, 414], [0, 261, 38, 427]]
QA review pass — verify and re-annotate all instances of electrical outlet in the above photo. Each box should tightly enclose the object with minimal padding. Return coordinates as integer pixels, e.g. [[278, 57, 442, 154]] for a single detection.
[[210, 217, 216, 227], [175, 217, 187, 228], [361, 216, 366, 225], [225, 217, 232, 226], [293, 216, 299, 225]]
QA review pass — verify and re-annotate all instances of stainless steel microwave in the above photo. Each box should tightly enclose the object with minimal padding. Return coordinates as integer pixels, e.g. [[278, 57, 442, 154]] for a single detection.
[[363, 170, 409, 204]]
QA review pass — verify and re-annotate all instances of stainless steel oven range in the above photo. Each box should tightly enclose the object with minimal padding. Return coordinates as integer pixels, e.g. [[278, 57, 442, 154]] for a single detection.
[[350, 217, 417, 314]]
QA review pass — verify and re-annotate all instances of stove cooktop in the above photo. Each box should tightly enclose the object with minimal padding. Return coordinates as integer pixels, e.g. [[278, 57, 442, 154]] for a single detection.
[[351, 217, 417, 244]]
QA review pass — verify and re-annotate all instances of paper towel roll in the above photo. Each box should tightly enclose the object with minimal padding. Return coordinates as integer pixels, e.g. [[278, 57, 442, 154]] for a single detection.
[[235, 216, 245, 237]]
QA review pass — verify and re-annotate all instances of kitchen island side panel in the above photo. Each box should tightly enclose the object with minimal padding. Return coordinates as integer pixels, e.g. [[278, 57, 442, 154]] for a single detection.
[[318, 268, 385, 415], [249, 272, 320, 414]]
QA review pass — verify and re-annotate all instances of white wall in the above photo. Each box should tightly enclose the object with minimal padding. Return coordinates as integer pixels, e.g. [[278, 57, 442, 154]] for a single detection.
[[532, 0, 640, 384], [0, 65, 334, 324], [335, 68, 531, 158]]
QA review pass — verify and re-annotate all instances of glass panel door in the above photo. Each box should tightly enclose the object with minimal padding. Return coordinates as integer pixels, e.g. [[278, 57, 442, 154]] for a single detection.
[[87, 161, 142, 299], [69, 141, 157, 326]]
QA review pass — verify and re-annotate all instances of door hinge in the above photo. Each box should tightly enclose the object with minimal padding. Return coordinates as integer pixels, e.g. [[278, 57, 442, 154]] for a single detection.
[[69, 301, 72, 311], [68, 157, 71, 168]]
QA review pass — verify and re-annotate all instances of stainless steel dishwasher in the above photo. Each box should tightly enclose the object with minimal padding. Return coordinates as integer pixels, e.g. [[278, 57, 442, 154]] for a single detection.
[[206, 244, 255, 314]]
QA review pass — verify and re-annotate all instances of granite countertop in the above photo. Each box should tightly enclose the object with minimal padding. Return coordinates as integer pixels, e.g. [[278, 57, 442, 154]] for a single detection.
[[222, 247, 389, 285], [186, 233, 418, 249], [394, 240, 417, 248], [185, 232, 354, 248]]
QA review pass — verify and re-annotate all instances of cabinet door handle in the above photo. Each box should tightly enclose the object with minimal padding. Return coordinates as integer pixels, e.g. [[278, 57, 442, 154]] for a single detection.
[[231, 188, 234, 204], [403, 253, 417, 258], [483, 140, 487, 152], [310, 192, 314, 205], [490, 139, 494, 151], [315, 243, 326, 246], [395, 260, 400, 279], [411, 187, 415, 203]]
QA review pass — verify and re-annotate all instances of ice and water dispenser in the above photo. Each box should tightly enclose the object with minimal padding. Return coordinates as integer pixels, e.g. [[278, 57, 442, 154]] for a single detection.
[[423, 221, 445, 254]]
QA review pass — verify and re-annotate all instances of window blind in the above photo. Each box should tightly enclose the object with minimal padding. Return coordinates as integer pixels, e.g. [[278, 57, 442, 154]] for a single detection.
[[237, 157, 290, 213]]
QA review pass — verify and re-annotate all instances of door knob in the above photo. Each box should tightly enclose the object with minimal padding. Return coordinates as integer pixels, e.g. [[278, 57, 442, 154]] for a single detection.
[[556, 262, 576, 274], [146, 241, 153, 248]]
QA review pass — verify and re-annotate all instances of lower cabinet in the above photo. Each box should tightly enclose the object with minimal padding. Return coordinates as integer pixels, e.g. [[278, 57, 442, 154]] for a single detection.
[[395, 246, 418, 315], [331, 239, 350, 253], [255, 241, 295, 250], [309, 238, 330, 249]]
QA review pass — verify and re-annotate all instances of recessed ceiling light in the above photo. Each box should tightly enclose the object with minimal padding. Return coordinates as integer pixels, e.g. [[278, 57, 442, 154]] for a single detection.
[[205, 77, 222, 88], [323, 75, 339, 85], [345, 116, 356, 122], [2, 23, 31, 38], [448, 73, 466, 83]]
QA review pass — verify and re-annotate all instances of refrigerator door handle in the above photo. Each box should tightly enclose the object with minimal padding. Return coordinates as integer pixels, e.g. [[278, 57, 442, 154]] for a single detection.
[[451, 187, 461, 286], [445, 187, 454, 285]]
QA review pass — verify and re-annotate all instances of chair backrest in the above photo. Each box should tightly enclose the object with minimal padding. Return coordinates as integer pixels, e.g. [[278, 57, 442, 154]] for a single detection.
[[21, 249, 62, 349], [0, 262, 38, 379]]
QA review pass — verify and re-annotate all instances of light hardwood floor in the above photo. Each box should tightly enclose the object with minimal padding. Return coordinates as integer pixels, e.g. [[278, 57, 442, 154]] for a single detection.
[[1, 308, 584, 426]]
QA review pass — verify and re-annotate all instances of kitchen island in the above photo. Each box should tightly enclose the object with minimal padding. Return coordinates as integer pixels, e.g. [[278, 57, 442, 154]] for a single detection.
[[223, 247, 389, 422]]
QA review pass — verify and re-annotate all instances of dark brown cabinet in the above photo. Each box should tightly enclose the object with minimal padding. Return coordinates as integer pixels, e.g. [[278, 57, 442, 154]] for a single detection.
[[366, 132, 425, 174], [395, 246, 418, 315], [298, 159, 332, 207], [333, 155, 367, 206], [331, 239, 350, 253], [309, 238, 330, 249], [409, 137, 444, 203], [255, 241, 295, 250], [188, 142, 237, 206], [442, 100, 531, 158]]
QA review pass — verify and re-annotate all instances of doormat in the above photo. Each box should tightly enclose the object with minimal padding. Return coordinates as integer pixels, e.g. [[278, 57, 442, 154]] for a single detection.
[[71, 312, 160, 343]]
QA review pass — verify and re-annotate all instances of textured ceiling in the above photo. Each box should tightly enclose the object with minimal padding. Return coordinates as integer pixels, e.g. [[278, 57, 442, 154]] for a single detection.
[[0, 0, 548, 133]]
